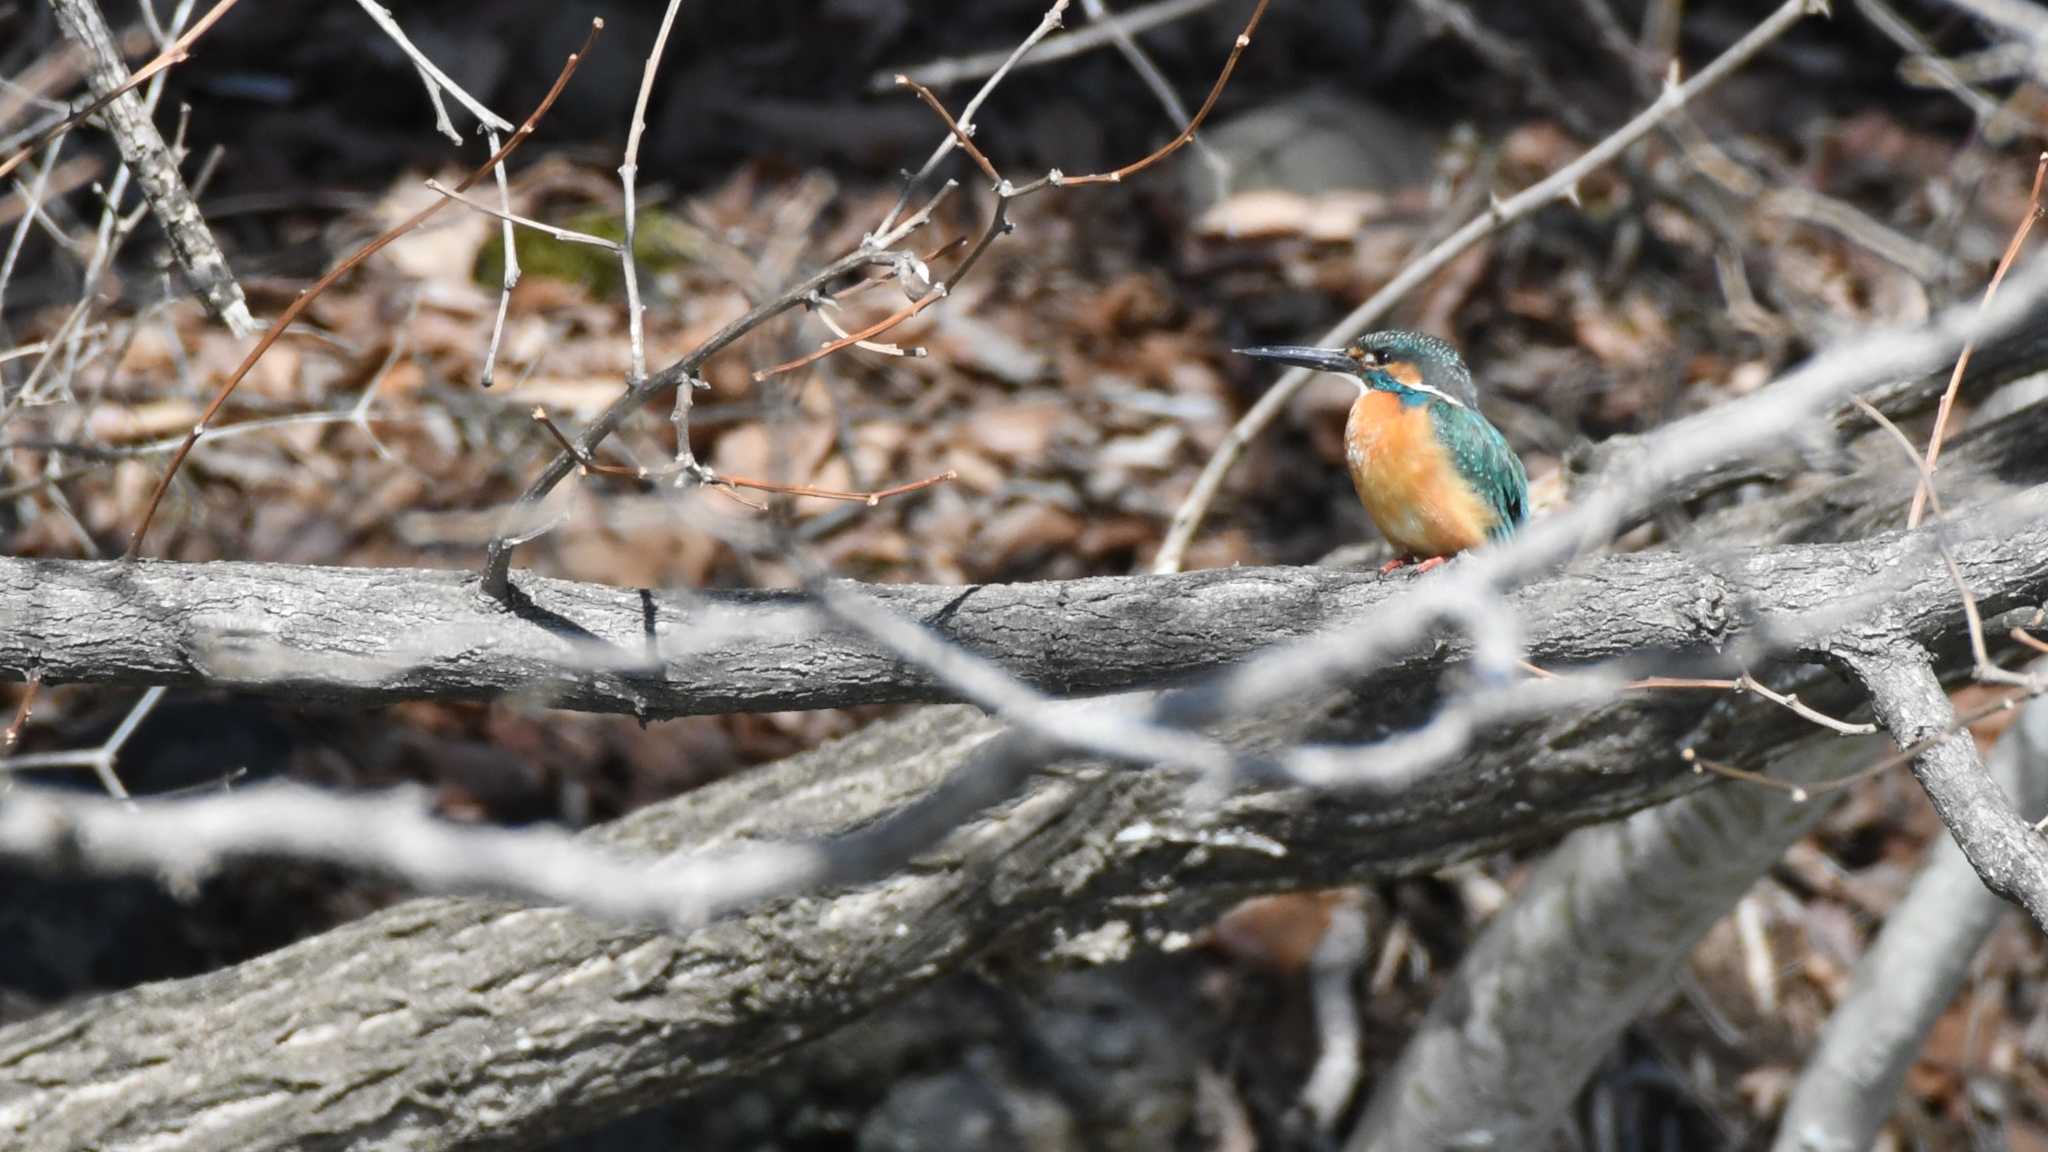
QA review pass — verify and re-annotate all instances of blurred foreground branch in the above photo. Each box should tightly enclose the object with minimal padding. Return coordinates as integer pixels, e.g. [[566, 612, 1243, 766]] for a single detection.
[[2, 482, 2046, 1151]]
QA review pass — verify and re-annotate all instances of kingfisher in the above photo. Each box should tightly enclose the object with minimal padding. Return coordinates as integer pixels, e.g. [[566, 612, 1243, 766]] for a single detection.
[[1238, 332, 1527, 574]]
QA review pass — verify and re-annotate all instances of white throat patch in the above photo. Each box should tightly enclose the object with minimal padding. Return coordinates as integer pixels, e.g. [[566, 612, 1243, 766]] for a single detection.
[[1354, 376, 1466, 409]]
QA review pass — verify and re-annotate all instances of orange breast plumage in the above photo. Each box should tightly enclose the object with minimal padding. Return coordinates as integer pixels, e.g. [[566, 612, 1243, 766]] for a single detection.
[[1344, 391, 1499, 559]]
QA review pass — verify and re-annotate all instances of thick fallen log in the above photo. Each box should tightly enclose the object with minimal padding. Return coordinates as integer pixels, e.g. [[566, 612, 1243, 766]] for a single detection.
[[1, 478, 2044, 1151], [1, 388, 2042, 722]]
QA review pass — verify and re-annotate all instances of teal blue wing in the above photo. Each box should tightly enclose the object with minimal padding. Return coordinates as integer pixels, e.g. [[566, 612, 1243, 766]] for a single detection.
[[1433, 403, 1528, 541]]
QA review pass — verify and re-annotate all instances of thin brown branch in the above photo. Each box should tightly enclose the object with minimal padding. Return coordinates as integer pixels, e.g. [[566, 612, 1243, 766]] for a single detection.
[[1788, 685, 2044, 803], [814, 300, 924, 357], [4, 671, 39, 752], [1851, 394, 1944, 518], [896, 75, 1002, 185], [480, 246, 897, 596], [752, 290, 945, 382], [124, 20, 605, 558], [1551, 673, 1875, 735], [870, 1, 1069, 240], [1050, 0, 1269, 187], [0, 0, 243, 183], [531, 405, 955, 503], [1689, 681, 2036, 811], [1684, 748, 1816, 802], [716, 468, 959, 507], [529, 408, 643, 479], [483, 0, 1269, 590], [1853, 389, 2025, 686], [1736, 673, 1881, 736], [1910, 150, 2047, 528]]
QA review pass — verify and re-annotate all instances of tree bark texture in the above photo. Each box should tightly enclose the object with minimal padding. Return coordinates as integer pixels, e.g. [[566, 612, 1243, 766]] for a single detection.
[[1, 478, 2045, 1150], [48, 0, 256, 336], [1348, 730, 1887, 1152], [1771, 690, 2048, 1152], [2, 389, 2043, 722]]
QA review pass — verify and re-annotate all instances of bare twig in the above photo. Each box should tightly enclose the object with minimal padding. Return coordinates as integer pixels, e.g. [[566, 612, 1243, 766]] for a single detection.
[[350, 0, 513, 142], [1684, 747, 1818, 803], [1077, 0, 1231, 195], [872, 0, 1071, 241], [423, 178, 622, 251], [1852, 394, 2032, 687], [716, 469, 959, 507], [1910, 151, 2047, 528], [896, 75, 1002, 185], [1300, 894, 1368, 1131], [1598, 669, 1880, 736], [1860, 0, 2030, 140], [0, 778, 820, 929], [755, 0, 1265, 384], [348, 0, 518, 380], [0, 0, 242, 183], [814, 297, 925, 357], [1050, 0, 1268, 188], [49, 0, 255, 335], [1, 685, 163, 802], [1406, 0, 1601, 137], [0, 134, 65, 313], [479, 129, 518, 388], [1733, 673, 1879, 736], [751, 288, 946, 381], [126, 22, 604, 557], [529, 404, 958, 503], [528, 407, 644, 479], [1154, 0, 1826, 574], [622, 0, 683, 436], [5, 10, 214, 415], [871, 0, 1226, 91], [479, 246, 897, 595], [482, 0, 1271, 592]]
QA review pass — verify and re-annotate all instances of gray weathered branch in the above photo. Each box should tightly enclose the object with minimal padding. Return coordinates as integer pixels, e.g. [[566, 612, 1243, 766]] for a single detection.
[[2, 484, 2046, 1151], [1836, 643, 2048, 931], [49, 0, 256, 336], [1771, 687, 2048, 1152], [3, 386, 2041, 718]]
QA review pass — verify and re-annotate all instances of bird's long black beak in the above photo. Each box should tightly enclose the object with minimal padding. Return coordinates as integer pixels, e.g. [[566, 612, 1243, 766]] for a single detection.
[[1234, 345, 1359, 374]]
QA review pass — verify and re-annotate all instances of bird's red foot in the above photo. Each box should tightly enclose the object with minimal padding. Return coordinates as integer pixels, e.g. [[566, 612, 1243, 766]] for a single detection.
[[1409, 555, 1448, 575], [1378, 556, 1411, 575]]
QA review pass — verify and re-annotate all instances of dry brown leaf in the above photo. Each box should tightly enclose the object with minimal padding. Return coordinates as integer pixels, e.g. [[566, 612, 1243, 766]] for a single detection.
[[85, 400, 200, 444], [968, 401, 1067, 462], [973, 502, 1081, 570]]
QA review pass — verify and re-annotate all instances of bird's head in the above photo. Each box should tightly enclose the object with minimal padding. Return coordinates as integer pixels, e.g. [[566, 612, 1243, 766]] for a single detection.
[[1236, 330, 1478, 409]]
